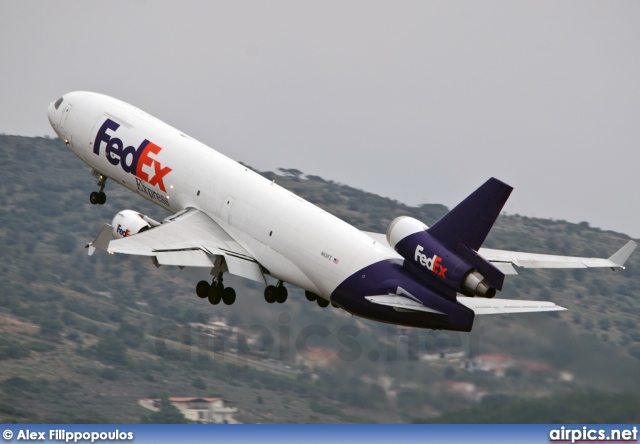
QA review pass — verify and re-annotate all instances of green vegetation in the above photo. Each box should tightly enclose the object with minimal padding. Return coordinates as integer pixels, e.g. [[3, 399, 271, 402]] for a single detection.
[[0, 135, 639, 423], [423, 393, 640, 423]]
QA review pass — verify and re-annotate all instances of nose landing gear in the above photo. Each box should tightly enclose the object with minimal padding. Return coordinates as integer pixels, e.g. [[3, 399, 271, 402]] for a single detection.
[[90, 175, 107, 205]]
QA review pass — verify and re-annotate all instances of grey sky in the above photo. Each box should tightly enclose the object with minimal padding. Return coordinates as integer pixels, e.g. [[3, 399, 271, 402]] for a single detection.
[[2, 1, 639, 238]]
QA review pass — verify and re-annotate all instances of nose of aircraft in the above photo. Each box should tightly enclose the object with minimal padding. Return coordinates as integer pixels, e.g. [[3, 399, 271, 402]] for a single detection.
[[48, 96, 66, 140], [47, 100, 55, 127]]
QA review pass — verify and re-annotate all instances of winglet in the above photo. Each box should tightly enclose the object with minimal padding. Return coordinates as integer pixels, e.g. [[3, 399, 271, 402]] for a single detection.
[[85, 223, 114, 256], [608, 240, 637, 268]]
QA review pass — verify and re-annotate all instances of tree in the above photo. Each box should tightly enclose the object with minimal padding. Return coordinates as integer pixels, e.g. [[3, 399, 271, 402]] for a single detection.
[[118, 321, 144, 348], [192, 377, 206, 390], [39, 318, 64, 338], [278, 168, 304, 179], [96, 334, 129, 367], [141, 396, 188, 424]]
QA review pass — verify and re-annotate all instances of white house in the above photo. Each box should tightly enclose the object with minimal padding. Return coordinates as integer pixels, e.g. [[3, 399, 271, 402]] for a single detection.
[[139, 397, 239, 424]]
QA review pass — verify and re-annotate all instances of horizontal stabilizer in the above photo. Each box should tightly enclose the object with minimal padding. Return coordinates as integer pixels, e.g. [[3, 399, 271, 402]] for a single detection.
[[365, 295, 445, 314], [457, 296, 566, 314]]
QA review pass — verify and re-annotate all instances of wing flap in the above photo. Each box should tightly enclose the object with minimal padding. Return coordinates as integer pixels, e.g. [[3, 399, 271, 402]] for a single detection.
[[224, 255, 266, 284], [457, 296, 566, 314], [155, 250, 215, 267]]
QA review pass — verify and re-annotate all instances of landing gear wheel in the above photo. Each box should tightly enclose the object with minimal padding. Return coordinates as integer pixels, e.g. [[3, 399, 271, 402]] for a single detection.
[[264, 285, 277, 304], [222, 287, 236, 305], [196, 281, 210, 299], [276, 285, 288, 303], [317, 298, 330, 308], [305, 291, 317, 302], [90, 176, 108, 205], [207, 285, 222, 305]]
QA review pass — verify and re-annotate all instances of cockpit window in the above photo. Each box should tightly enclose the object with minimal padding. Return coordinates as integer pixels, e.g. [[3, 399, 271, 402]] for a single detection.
[[54, 97, 64, 110]]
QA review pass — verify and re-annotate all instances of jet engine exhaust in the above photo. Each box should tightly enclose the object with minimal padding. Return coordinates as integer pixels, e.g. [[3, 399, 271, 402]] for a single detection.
[[461, 271, 496, 298]]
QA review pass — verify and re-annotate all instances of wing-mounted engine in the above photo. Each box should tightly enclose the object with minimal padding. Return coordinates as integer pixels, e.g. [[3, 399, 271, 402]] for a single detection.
[[86, 209, 159, 255], [111, 210, 160, 239], [86, 207, 267, 285], [387, 216, 501, 298]]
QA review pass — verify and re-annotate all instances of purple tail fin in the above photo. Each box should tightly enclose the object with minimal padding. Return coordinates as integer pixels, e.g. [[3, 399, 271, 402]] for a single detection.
[[427, 177, 513, 251]]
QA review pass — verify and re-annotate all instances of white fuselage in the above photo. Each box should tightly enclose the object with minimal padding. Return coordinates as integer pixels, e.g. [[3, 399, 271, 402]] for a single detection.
[[49, 92, 630, 332], [47, 92, 400, 300]]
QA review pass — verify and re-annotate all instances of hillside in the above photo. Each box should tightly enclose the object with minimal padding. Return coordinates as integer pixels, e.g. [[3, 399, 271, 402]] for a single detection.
[[0, 135, 639, 423]]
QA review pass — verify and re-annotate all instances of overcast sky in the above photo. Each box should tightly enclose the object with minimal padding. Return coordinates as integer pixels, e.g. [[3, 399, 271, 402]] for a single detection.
[[2, 1, 639, 239]]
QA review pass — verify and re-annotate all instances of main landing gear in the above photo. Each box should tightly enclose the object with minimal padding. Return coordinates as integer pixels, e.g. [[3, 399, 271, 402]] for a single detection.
[[305, 290, 331, 308], [264, 281, 288, 304], [196, 276, 236, 305], [194, 277, 334, 310], [90, 175, 107, 205]]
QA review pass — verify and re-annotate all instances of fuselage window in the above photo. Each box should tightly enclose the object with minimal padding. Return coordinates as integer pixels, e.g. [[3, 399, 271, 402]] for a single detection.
[[54, 97, 64, 110]]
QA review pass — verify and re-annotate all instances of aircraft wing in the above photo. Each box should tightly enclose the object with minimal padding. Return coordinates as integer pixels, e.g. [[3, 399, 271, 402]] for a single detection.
[[457, 296, 566, 314], [362, 231, 636, 275], [478, 240, 637, 275], [87, 208, 266, 283]]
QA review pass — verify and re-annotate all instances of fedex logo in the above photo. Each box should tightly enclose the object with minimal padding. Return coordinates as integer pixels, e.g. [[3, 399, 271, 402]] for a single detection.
[[93, 119, 172, 192], [116, 224, 131, 237], [414, 245, 447, 279]]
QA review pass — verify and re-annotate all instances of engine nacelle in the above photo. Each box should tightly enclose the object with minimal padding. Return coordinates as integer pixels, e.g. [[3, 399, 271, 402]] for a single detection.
[[111, 210, 159, 239], [387, 216, 497, 298]]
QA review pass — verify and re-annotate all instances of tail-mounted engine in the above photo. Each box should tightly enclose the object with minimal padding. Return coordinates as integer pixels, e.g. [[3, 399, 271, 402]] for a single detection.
[[387, 216, 503, 298], [111, 210, 160, 239]]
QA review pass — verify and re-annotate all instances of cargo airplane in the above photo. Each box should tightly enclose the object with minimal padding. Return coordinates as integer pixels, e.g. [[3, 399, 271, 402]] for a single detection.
[[47, 92, 636, 332]]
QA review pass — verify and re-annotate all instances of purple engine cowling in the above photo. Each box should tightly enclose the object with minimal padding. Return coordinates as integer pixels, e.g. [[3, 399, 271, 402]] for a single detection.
[[387, 216, 497, 298]]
